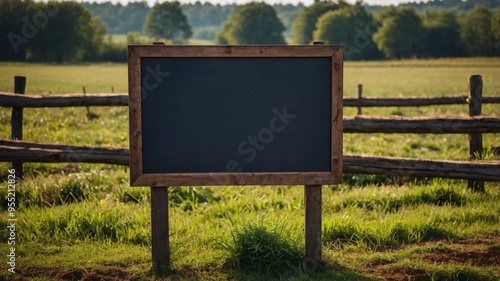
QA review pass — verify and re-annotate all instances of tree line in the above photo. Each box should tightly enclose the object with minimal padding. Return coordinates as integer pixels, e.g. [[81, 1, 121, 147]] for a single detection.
[[388, 0, 500, 13], [1, 0, 107, 62], [299, 1, 500, 59], [81, 2, 302, 40], [0, 0, 498, 62]]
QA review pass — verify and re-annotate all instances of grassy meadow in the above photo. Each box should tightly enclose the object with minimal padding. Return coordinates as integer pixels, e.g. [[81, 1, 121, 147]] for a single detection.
[[0, 58, 499, 280]]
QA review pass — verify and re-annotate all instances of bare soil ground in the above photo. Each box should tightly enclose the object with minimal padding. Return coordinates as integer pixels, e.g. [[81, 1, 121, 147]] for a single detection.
[[12, 267, 132, 281]]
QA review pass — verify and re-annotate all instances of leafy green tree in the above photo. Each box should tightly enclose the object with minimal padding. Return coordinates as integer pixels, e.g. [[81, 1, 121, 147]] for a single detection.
[[1, 0, 107, 62], [492, 9, 500, 54], [215, 2, 286, 44], [83, 2, 150, 34], [422, 10, 466, 57], [274, 4, 304, 38], [122, 2, 150, 32], [373, 7, 425, 59], [144, 1, 192, 43], [29, 1, 106, 62], [293, 0, 347, 44], [460, 5, 496, 56], [182, 2, 234, 28], [0, 0, 32, 60], [214, 31, 229, 44], [313, 3, 382, 60], [82, 17, 107, 61]]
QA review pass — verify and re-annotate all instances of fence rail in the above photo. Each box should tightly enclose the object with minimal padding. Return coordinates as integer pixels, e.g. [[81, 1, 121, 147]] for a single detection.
[[345, 96, 500, 107], [0, 92, 128, 107], [2, 92, 500, 108], [1, 75, 500, 188], [344, 116, 500, 134], [1, 140, 498, 182], [2, 92, 500, 134]]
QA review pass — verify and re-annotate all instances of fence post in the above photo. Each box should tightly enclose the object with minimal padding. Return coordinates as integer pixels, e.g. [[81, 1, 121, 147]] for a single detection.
[[468, 75, 484, 192], [12, 76, 26, 179], [357, 84, 362, 115], [83, 86, 90, 119]]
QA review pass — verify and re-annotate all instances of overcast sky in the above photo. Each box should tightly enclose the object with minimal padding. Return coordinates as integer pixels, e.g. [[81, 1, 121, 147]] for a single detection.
[[80, 0, 429, 7]]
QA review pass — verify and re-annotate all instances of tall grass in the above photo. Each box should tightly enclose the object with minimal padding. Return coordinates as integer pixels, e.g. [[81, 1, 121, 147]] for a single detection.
[[0, 201, 151, 245], [223, 220, 304, 277], [322, 180, 499, 250], [323, 217, 451, 249], [332, 179, 469, 213]]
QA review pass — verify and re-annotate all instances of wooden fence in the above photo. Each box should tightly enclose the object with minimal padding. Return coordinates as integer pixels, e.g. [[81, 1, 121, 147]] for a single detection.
[[1, 75, 499, 191]]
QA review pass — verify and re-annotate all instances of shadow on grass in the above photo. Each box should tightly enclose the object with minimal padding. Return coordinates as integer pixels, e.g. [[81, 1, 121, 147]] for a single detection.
[[160, 260, 372, 281], [228, 262, 373, 281]]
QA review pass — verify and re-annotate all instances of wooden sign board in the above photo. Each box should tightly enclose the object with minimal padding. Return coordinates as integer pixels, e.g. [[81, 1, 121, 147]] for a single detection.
[[128, 45, 343, 186]]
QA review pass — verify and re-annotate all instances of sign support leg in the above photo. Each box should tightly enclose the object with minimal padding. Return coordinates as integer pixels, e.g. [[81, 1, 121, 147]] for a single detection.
[[304, 184, 322, 269], [151, 186, 170, 273]]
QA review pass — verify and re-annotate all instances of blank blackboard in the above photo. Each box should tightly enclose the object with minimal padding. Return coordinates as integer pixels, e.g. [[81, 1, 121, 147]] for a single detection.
[[128, 45, 343, 186]]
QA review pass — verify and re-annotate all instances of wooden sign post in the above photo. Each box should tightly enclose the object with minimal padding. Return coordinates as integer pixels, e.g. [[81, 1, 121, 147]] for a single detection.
[[128, 45, 343, 271], [305, 184, 322, 268], [150, 187, 169, 270]]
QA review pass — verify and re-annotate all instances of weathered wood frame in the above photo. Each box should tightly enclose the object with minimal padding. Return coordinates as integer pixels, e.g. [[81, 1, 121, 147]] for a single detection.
[[128, 45, 343, 187]]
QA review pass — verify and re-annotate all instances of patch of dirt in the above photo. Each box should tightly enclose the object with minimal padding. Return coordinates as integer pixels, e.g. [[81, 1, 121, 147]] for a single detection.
[[453, 236, 500, 246], [59, 269, 84, 280], [422, 246, 499, 267], [362, 236, 500, 280], [11, 267, 135, 281], [415, 236, 500, 267], [366, 266, 428, 281]]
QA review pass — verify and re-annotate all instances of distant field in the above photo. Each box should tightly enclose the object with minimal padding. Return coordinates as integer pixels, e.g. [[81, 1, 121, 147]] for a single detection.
[[0, 58, 499, 280], [2, 57, 499, 99], [0, 62, 128, 94]]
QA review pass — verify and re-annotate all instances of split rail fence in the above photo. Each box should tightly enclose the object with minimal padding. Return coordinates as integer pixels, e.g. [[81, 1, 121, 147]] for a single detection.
[[1, 75, 499, 191]]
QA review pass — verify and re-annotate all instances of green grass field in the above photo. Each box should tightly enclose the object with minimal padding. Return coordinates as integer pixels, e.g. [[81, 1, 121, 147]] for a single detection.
[[0, 58, 499, 280]]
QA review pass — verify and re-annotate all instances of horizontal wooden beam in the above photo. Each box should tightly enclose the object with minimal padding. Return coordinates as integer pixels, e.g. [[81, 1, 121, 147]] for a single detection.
[[482, 97, 500, 104], [344, 116, 500, 134], [1, 92, 499, 108], [0, 140, 129, 165], [1, 140, 498, 181], [344, 96, 467, 107], [343, 154, 500, 182], [344, 96, 500, 107], [0, 92, 128, 107]]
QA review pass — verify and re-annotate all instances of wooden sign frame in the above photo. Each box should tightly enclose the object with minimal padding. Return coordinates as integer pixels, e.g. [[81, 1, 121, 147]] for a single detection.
[[128, 45, 343, 187]]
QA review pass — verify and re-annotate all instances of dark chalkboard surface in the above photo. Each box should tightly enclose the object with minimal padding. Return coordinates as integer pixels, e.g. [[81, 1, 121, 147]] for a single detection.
[[141, 57, 331, 173], [128, 45, 343, 186]]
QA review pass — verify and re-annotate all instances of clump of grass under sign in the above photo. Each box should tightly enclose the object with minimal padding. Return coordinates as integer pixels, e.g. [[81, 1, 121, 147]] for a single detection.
[[223, 221, 304, 278]]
